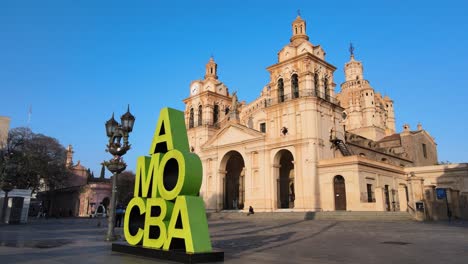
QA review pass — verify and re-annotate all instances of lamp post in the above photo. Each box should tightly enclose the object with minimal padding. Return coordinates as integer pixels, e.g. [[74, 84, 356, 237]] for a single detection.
[[103, 105, 135, 241]]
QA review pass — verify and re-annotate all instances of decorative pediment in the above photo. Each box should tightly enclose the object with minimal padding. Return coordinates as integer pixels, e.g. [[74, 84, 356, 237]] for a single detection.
[[297, 42, 314, 55], [278, 46, 296, 62], [202, 123, 264, 150], [313, 45, 326, 59]]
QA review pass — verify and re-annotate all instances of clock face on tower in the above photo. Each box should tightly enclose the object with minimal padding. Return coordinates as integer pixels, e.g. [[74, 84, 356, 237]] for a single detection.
[[191, 82, 200, 95]]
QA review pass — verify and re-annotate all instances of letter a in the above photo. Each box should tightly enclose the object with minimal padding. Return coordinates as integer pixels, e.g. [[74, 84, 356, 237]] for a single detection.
[[163, 196, 212, 253], [149, 108, 190, 154]]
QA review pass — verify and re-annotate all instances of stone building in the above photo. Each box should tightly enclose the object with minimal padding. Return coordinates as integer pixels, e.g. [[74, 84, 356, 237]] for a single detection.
[[0, 116, 10, 149], [182, 15, 467, 220], [39, 145, 111, 217]]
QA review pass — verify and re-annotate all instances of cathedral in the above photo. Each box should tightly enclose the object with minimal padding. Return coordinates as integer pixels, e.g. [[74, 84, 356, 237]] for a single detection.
[[183, 15, 467, 220]]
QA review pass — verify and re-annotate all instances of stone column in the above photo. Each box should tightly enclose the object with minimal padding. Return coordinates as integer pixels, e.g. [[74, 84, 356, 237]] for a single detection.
[[424, 185, 436, 220], [374, 187, 385, 211], [409, 176, 425, 220], [206, 105, 214, 126], [409, 176, 425, 202], [272, 163, 281, 210], [398, 184, 408, 212], [304, 73, 313, 95], [217, 170, 227, 212], [451, 189, 461, 219], [239, 167, 245, 210]]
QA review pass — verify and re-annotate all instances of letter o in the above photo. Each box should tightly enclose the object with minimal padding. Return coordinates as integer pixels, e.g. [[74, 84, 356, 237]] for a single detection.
[[157, 149, 202, 200]]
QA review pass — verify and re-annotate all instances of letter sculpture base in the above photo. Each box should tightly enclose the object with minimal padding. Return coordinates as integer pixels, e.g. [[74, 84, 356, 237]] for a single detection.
[[112, 242, 224, 263]]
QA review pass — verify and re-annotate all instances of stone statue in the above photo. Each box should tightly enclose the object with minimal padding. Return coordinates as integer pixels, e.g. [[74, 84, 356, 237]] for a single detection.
[[349, 43, 355, 57], [231, 91, 238, 112]]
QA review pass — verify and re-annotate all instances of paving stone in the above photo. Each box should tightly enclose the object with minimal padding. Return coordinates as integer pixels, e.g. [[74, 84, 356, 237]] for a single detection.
[[0, 217, 467, 263]]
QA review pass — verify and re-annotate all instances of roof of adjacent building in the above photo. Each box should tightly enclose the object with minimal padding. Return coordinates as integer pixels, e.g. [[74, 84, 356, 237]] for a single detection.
[[378, 133, 401, 142]]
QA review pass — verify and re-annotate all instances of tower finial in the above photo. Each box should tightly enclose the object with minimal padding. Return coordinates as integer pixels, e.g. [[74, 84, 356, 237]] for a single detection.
[[297, 9, 301, 16], [349, 42, 355, 58], [205, 56, 218, 79]]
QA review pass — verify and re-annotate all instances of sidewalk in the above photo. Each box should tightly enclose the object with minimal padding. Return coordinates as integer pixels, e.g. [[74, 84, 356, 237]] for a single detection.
[[0, 217, 467, 264]]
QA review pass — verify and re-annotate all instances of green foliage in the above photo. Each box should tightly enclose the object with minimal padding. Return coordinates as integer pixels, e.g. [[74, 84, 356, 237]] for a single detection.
[[99, 163, 105, 179], [117, 170, 135, 205], [0, 127, 70, 192]]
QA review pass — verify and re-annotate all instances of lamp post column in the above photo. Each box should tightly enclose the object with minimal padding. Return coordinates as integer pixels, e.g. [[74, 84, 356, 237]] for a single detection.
[[103, 105, 135, 242], [106, 172, 118, 241]]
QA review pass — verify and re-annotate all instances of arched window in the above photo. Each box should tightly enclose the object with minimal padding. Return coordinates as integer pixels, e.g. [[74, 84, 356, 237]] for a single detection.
[[295, 26, 297, 34], [291, 74, 299, 99], [189, 108, 194, 128], [198, 105, 203, 126], [314, 72, 319, 96], [213, 104, 219, 125], [324, 76, 329, 100], [278, 78, 284, 103]]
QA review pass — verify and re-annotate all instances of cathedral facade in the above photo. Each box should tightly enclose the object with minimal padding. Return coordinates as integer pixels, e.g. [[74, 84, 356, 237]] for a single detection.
[[183, 16, 467, 220]]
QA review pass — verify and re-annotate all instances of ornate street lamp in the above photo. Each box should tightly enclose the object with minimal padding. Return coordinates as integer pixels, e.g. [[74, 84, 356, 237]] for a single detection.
[[103, 105, 135, 241]]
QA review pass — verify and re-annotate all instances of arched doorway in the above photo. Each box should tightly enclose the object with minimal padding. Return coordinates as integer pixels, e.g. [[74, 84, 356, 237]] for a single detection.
[[222, 151, 245, 210], [333, 175, 346, 210], [276, 150, 295, 209]]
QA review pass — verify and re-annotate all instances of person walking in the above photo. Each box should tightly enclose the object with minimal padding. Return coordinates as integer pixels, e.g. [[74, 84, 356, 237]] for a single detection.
[[115, 205, 125, 227]]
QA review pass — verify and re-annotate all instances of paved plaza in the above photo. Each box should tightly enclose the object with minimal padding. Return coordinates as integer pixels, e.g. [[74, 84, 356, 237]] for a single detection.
[[0, 216, 467, 264]]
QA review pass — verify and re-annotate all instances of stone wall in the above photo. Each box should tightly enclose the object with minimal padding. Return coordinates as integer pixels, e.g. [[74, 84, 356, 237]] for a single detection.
[[405, 163, 468, 220]]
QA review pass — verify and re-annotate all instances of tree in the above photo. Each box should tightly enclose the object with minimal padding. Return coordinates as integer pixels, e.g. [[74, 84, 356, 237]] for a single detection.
[[0, 127, 70, 192], [116, 170, 135, 205]]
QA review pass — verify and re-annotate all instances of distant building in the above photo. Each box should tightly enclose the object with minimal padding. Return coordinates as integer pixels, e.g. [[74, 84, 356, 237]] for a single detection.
[[183, 15, 467, 220], [0, 116, 10, 149], [38, 145, 111, 217]]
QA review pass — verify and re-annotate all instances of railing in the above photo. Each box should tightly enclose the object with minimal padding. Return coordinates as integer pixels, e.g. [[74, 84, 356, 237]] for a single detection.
[[265, 89, 340, 107], [407, 202, 416, 217], [341, 79, 369, 90]]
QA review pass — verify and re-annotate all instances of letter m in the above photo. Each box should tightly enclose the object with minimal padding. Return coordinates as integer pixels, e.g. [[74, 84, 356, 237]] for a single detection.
[[134, 154, 162, 198]]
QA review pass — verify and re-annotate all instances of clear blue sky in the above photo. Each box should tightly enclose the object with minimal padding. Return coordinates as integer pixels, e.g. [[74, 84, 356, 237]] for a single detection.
[[1, 0, 467, 176]]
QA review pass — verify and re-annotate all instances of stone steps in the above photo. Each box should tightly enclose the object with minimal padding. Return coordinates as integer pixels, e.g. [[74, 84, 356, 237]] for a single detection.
[[207, 211, 414, 221]]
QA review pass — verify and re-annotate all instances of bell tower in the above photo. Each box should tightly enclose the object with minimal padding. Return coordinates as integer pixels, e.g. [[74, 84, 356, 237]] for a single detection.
[[183, 58, 232, 153], [205, 57, 218, 80], [337, 44, 396, 141], [66, 144, 74, 167], [344, 44, 364, 81], [290, 12, 309, 44]]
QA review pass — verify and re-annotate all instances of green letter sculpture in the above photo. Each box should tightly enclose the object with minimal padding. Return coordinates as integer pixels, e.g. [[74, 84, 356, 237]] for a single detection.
[[124, 107, 212, 253]]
